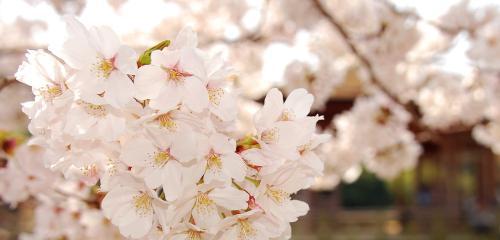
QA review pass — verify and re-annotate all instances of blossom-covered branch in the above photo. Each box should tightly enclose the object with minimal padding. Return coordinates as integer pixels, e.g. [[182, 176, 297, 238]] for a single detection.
[[12, 16, 328, 239]]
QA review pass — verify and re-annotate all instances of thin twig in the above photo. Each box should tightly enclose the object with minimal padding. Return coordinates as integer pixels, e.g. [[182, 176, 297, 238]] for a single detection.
[[310, 0, 402, 106], [310, 0, 479, 139]]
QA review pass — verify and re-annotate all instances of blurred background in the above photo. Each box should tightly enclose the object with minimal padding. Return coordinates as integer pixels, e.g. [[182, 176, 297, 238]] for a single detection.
[[1, 0, 500, 239]]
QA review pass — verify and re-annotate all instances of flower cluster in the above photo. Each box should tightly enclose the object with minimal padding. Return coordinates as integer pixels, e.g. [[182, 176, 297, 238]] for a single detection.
[[15, 16, 326, 239], [318, 92, 421, 185], [0, 142, 121, 240]]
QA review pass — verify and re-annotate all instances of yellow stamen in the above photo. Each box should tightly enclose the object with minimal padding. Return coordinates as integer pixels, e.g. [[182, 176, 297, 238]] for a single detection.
[[153, 151, 170, 167], [265, 185, 289, 204], [206, 152, 222, 171], [261, 127, 279, 144], [194, 193, 215, 214], [42, 85, 63, 100], [279, 109, 295, 121], [97, 58, 114, 79], [133, 192, 153, 216], [238, 219, 257, 239], [167, 68, 184, 82], [186, 230, 202, 240], [81, 101, 107, 117], [156, 113, 177, 130], [208, 88, 224, 106]]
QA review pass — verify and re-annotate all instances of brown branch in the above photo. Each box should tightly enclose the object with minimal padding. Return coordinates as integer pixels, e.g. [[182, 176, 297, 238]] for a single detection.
[[0, 78, 16, 92], [310, 0, 468, 141], [310, 0, 404, 107]]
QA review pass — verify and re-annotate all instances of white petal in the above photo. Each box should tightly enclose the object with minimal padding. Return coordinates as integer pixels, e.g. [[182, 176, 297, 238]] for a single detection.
[[48, 16, 96, 69], [240, 149, 268, 166], [120, 136, 156, 167], [254, 88, 283, 129], [142, 167, 163, 189], [151, 49, 180, 67], [210, 133, 235, 154], [172, 27, 198, 49], [182, 160, 205, 188], [179, 48, 206, 79], [300, 152, 323, 175], [104, 71, 135, 108], [221, 153, 246, 182], [284, 88, 313, 119], [182, 77, 208, 112], [149, 85, 182, 112], [208, 186, 248, 210], [134, 65, 165, 99], [88, 26, 121, 59], [192, 202, 220, 230], [171, 130, 197, 162], [162, 161, 183, 201], [115, 46, 138, 74], [119, 213, 153, 239]]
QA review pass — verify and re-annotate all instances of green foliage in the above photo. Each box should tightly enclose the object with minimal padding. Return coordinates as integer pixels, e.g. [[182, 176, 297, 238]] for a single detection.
[[341, 170, 393, 208]]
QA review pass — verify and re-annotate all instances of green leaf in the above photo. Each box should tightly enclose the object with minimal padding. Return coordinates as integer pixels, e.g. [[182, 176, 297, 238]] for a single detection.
[[137, 39, 171, 67]]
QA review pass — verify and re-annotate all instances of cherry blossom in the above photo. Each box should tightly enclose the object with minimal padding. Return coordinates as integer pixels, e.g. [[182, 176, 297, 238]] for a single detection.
[[12, 17, 327, 240]]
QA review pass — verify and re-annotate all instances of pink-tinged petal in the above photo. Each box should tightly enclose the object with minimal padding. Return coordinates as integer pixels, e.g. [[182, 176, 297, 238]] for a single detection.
[[60, 16, 89, 40], [309, 133, 331, 149], [151, 49, 180, 67], [142, 167, 163, 189], [88, 26, 121, 59], [172, 27, 198, 49], [284, 88, 313, 119], [204, 166, 227, 185], [149, 85, 182, 112], [48, 16, 96, 69], [63, 106, 97, 136], [115, 46, 138, 74], [134, 65, 165, 99], [182, 160, 205, 187], [300, 152, 323, 175], [182, 77, 208, 112], [170, 130, 197, 162], [58, 38, 98, 69], [254, 88, 284, 129], [179, 48, 206, 79], [221, 153, 246, 182], [120, 136, 155, 167], [273, 121, 306, 147], [120, 214, 154, 239], [101, 187, 136, 218], [192, 201, 220, 229], [210, 90, 238, 122], [240, 149, 269, 166], [279, 173, 313, 194], [220, 226, 239, 240], [210, 133, 235, 154], [171, 234, 190, 240], [208, 186, 248, 210], [288, 200, 309, 222], [162, 161, 183, 201], [97, 114, 126, 141], [165, 197, 196, 226], [67, 71, 106, 105], [67, 69, 102, 93], [104, 71, 135, 108]]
